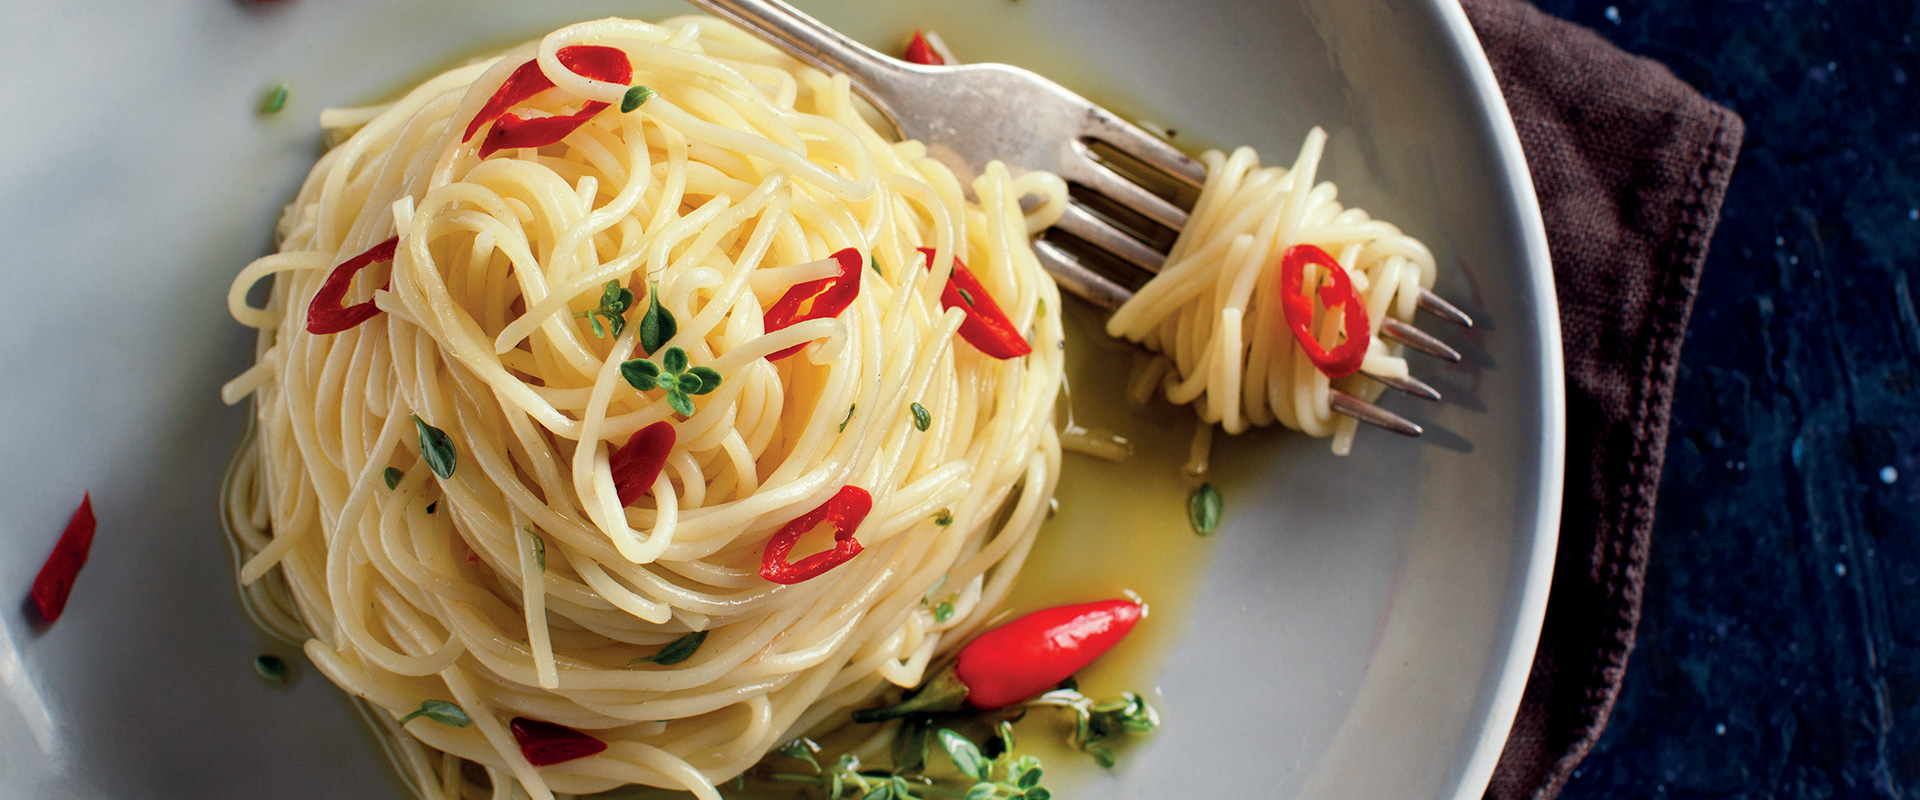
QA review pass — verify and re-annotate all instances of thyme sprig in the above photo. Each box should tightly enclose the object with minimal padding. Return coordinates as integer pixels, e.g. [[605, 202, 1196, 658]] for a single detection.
[[621, 346, 721, 416], [573, 279, 633, 339], [767, 721, 1049, 800], [1025, 687, 1159, 768]]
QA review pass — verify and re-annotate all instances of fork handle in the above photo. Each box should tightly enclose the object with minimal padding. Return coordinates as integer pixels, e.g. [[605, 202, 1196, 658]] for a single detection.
[[685, 0, 909, 121]]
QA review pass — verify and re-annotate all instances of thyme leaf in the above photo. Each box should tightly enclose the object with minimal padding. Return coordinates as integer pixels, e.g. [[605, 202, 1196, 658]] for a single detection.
[[396, 699, 471, 727], [630, 630, 708, 666], [411, 415, 456, 479], [1188, 483, 1222, 536]]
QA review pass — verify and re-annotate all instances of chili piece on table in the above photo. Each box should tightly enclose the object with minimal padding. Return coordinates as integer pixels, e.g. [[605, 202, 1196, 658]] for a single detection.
[[29, 494, 98, 626], [853, 598, 1144, 721], [465, 45, 634, 158], [918, 248, 1033, 359], [762, 248, 863, 361], [1278, 243, 1371, 379], [760, 485, 872, 584]]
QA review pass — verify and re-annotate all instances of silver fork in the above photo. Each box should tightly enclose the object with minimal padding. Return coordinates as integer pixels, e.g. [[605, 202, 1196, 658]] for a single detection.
[[685, 0, 1473, 437]]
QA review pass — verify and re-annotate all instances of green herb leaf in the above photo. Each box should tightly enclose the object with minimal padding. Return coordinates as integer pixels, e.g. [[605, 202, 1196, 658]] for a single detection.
[[830, 754, 858, 796], [997, 720, 1018, 757], [576, 280, 633, 339], [396, 699, 471, 727], [687, 366, 722, 394], [631, 630, 708, 666], [1084, 742, 1115, 769], [260, 82, 289, 115], [840, 404, 856, 432], [1021, 788, 1052, 800], [661, 346, 688, 374], [933, 509, 953, 527], [383, 467, 404, 490], [621, 84, 656, 113], [938, 729, 989, 781], [957, 287, 976, 307], [892, 718, 931, 775], [638, 283, 677, 355], [1188, 483, 1222, 536], [858, 784, 893, 800], [253, 654, 286, 683], [621, 358, 662, 391], [966, 783, 998, 800], [1012, 756, 1043, 789], [677, 371, 705, 394], [527, 529, 546, 572], [666, 388, 696, 417], [776, 738, 823, 773], [411, 415, 457, 479], [910, 402, 931, 432], [933, 601, 954, 623]]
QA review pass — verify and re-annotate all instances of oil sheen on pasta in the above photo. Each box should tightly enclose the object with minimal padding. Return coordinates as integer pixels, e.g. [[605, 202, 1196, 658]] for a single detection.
[[223, 16, 1075, 800]]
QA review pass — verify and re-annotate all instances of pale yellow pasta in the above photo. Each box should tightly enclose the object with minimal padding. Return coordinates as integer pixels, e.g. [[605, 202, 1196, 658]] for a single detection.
[[1106, 128, 1438, 456], [222, 16, 1065, 799]]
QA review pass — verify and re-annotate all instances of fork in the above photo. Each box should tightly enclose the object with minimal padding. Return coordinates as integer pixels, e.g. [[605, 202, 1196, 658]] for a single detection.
[[685, 0, 1473, 437]]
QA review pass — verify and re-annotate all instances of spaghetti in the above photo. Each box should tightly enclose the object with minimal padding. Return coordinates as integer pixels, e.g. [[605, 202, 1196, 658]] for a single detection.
[[222, 16, 1066, 799], [1107, 129, 1439, 455]]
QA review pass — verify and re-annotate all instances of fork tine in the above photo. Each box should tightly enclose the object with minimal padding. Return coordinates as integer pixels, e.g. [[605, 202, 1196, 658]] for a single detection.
[[1056, 154, 1189, 231], [1363, 370, 1442, 402], [1382, 318, 1462, 363], [1330, 390, 1424, 436], [1055, 203, 1168, 274], [1033, 239, 1130, 312], [1078, 108, 1209, 189], [1417, 287, 1474, 328]]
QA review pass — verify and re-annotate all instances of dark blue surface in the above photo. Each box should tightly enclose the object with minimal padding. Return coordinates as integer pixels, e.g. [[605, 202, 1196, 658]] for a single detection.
[[1531, 0, 1920, 797]]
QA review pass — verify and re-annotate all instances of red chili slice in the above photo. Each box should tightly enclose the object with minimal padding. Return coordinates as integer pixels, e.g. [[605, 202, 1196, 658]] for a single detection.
[[902, 30, 945, 66], [465, 45, 633, 158], [509, 717, 607, 767], [1278, 244, 1371, 378], [28, 494, 96, 626], [610, 421, 675, 507], [917, 248, 1032, 359], [759, 485, 871, 584], [762, 248, 863, 361], [306, 236, 399, 335]]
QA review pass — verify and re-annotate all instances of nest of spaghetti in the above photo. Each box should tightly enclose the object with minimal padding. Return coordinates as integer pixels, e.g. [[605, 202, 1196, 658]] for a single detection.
[[222, 16, 1067, 799]]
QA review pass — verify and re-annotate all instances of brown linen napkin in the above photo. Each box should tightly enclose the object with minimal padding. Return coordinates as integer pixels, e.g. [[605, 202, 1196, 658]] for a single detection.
[[1454, 1, 1745, 798]]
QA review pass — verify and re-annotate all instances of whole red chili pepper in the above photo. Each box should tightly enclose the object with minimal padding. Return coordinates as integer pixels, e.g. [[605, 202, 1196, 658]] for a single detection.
[[759, 485, 871, 584], [509, 717, 607, 766], [852, 598, 1143, 721], [762, 248, 863, 362], [610, 421, 674, 507], [902, 30, 945, 66], [917, 248, 1033, 359], [28, 494, 97, 626], [465, 46, 633, 159], [307, 236, 399, 335], [1279, 244, 1371, 378]]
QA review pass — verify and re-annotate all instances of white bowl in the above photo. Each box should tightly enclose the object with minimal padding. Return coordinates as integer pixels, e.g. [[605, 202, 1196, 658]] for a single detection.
[[0, 0, 1560, 797]]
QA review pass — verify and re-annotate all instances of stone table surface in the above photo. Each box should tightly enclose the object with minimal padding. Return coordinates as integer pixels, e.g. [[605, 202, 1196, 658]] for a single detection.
[[1529, 0, 1920, 797]]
